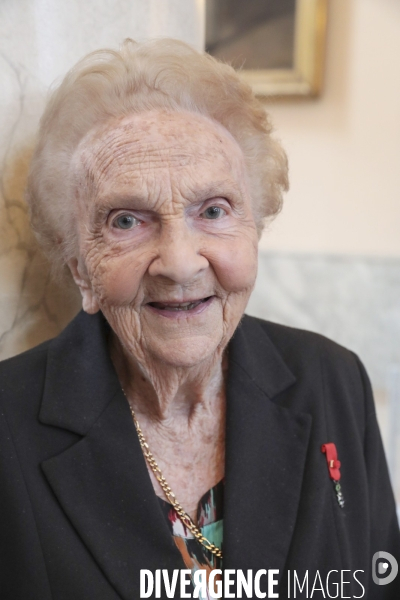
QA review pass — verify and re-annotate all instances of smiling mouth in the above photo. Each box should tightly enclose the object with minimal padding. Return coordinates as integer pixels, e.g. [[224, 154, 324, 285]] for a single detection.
[[147, 296, 213, 311]]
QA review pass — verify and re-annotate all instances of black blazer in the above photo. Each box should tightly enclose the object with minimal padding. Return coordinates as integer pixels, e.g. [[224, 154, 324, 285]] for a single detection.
[[0, 310, 399, 599]]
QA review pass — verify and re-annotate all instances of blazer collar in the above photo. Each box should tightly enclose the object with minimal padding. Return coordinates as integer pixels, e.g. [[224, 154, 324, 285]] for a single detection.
[[39, 310, 120, 434], [39, 311, 311, 597], [229, 314, 297, 398], [39, 312, 298, 434]]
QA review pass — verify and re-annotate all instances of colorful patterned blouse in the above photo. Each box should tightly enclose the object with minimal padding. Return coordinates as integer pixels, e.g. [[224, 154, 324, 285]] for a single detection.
[[158, 479, 224, 598]]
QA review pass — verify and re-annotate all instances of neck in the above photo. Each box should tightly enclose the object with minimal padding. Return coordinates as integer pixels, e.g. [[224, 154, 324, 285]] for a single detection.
[[110, 333, 228, 423]]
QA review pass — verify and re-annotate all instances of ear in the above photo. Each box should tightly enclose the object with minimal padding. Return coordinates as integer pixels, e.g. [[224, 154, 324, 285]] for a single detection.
[[67, 258, 100, 314]]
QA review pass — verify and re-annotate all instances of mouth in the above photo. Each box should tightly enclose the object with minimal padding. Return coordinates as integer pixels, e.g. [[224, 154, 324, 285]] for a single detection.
[[146, 296, 214, 315]]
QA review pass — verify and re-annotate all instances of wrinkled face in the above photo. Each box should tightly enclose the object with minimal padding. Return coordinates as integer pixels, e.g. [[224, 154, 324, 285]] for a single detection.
[[71, 110, 258, 368]]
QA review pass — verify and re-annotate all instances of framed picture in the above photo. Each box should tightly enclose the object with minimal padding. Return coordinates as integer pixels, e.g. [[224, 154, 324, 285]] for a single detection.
[[205, 0, 328, 97]]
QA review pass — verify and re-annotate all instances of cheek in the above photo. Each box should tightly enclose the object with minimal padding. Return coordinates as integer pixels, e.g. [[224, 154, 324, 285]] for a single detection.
[[88, 252, 148, 307], [209, 236, 258, 294]]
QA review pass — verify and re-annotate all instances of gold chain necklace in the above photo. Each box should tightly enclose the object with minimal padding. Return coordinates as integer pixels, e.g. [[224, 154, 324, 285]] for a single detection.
[[129, 406, 223, 559]]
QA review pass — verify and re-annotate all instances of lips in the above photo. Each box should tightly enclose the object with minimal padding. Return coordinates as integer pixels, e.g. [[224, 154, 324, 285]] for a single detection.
[[147, 296, 212, 311]]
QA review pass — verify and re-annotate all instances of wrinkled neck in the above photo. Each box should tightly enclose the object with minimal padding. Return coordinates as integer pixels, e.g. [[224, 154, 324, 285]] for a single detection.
[[109, 332, 228, 423]]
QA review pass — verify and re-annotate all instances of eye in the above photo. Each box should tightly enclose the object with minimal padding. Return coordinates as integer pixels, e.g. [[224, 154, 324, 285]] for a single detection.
[[201, 206, 226, 220], [112, 213, 140, 230]]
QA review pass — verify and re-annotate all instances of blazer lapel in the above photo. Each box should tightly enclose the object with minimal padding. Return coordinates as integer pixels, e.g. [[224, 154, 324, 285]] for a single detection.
[[39, 312, 185, 599], [223, 316, 312, 583]]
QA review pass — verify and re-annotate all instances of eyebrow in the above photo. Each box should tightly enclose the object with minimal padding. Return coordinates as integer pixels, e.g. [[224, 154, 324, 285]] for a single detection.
[[188, 181, 243, 201], [93, 193, 152, 211]]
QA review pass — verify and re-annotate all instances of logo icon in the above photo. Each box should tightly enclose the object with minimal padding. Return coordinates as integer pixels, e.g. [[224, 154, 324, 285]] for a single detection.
[[372, 551, 398, 586]]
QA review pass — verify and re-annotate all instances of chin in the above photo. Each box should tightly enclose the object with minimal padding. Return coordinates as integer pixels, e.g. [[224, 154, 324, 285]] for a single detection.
[[148, 337, 222, 369]]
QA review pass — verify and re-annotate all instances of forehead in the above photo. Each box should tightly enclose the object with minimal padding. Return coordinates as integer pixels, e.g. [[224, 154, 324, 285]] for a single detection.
[[77, 110, 246, 191]]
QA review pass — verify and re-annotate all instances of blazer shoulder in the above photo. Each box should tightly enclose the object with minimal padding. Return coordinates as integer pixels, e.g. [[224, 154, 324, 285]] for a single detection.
[[0, 338, 50, 383], [242, 314, 370, 413], [0, 339, 50, 424], [244, 314, 357, 365]]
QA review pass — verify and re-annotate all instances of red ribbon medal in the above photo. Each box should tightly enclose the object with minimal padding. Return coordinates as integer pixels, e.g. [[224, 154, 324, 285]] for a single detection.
[[321, 443, 345, 508]]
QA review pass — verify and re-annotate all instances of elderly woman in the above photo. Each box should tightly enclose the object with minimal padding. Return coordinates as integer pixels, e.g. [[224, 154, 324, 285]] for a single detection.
[[0, 39, 399, 600]]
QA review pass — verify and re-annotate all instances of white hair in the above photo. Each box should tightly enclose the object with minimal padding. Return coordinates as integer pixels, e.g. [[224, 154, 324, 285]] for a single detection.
[[26, 38, 288, 279]]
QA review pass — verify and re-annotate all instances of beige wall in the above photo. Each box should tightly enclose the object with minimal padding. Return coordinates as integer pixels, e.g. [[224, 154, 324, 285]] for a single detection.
[[260, 0, 400, 257]]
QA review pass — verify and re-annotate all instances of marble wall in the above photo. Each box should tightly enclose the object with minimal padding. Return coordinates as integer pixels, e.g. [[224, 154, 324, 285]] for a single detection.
[[248, 252, 400, 391]]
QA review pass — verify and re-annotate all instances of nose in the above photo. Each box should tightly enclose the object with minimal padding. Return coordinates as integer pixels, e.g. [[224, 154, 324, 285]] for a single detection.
[[148, 219, 209, 284]]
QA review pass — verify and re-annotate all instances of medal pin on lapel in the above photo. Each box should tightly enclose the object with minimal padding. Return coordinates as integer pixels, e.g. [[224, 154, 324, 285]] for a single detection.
[[321, 443, 345, 508]]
